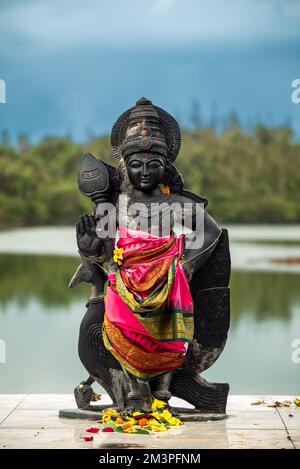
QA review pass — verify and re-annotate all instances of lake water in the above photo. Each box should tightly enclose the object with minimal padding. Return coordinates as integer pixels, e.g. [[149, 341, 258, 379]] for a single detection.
[[0, 226, 300, 395]]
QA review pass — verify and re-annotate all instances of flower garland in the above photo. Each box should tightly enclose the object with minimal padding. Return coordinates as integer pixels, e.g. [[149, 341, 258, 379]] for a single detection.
[[81, 398, 182, 440]]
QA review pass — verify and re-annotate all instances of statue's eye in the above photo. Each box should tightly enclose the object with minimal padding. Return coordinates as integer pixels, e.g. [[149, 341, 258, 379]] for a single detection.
[[148, 161, 163, 169], [128, 161, 143, 168]]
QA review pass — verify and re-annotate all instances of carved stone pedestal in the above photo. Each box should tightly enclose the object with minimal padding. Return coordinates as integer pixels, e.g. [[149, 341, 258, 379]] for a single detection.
[[59, 407, 227, 422]]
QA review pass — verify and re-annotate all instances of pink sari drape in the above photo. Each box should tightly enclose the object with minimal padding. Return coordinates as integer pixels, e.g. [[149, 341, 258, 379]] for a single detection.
[[103, 226, 194, 379]]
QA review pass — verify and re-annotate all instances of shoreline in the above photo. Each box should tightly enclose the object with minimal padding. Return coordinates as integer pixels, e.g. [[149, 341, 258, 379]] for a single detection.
[[0, 225, 300, 272]]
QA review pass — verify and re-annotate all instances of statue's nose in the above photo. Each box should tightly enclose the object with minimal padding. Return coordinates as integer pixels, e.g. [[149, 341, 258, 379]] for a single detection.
[[142, 162, 149, 176]]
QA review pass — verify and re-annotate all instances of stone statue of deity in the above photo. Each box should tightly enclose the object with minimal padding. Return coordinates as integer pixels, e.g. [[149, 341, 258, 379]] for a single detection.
[[69, 98, 230, 417]]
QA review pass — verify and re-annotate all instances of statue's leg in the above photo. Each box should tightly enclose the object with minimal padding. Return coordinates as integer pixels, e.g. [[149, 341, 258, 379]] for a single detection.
[[78, 297, 154, 413], [137, 381, 152, 413], [121, 367, 152, 413], [153, 372, 173, 402]]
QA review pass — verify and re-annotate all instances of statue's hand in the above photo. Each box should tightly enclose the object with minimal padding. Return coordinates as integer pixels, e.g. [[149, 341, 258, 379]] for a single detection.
[[76, 214, 104, 256]]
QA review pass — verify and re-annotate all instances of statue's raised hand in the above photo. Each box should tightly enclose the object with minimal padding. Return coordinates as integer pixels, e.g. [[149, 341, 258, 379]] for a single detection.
[[76, 214, 104, 256]]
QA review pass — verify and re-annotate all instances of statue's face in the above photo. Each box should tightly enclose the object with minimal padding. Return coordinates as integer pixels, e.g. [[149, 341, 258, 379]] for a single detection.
[[126, 153, 165, 191]]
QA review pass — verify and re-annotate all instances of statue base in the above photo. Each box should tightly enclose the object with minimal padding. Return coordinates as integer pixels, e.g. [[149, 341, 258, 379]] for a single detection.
[[59, 407, 227, 422]]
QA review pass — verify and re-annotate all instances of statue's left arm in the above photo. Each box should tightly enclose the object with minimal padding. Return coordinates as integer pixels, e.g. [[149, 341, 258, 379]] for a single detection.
[[178, 192, 222, 281]]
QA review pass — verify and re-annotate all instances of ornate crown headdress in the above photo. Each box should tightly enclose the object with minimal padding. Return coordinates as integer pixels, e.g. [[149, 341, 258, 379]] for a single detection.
[[111, 97, 181, 162]]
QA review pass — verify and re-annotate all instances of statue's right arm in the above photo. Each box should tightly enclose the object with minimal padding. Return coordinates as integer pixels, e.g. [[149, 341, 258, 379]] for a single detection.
[[76, 213, 104, 257]]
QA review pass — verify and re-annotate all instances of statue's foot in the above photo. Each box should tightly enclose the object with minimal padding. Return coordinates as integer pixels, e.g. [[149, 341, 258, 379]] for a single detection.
[[121, 404, 140, 417], [152, 372, 173, 403], [125, 391, 143, 414], [141, 397, 152, 414], [74, 383, 94, 410], [153, 390, 171, 402], [124, 391, 152, 414]]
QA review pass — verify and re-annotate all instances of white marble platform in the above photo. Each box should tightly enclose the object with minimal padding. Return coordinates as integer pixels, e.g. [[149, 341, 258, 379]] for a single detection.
[[0, 394, 299, 449]]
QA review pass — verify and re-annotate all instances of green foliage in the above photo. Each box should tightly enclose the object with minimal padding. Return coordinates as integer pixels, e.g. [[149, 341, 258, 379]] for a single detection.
[[0, 125, 299, 226]]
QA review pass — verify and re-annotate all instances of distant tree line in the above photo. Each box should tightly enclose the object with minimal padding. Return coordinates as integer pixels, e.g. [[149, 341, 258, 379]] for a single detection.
[[0, 123, 299, 227]]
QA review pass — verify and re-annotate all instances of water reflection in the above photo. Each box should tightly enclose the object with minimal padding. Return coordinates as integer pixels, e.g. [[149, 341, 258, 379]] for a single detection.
[[0, 254, 88, 308], [231, 271, 300, 324], [1, 254, 299, 323]]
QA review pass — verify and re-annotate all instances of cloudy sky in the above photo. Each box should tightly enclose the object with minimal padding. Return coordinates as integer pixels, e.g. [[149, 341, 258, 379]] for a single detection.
[[0, 0, 300, 142]]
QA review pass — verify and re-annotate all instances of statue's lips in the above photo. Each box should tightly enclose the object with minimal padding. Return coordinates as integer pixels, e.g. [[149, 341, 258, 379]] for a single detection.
[[140, 178, 151, 183]]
